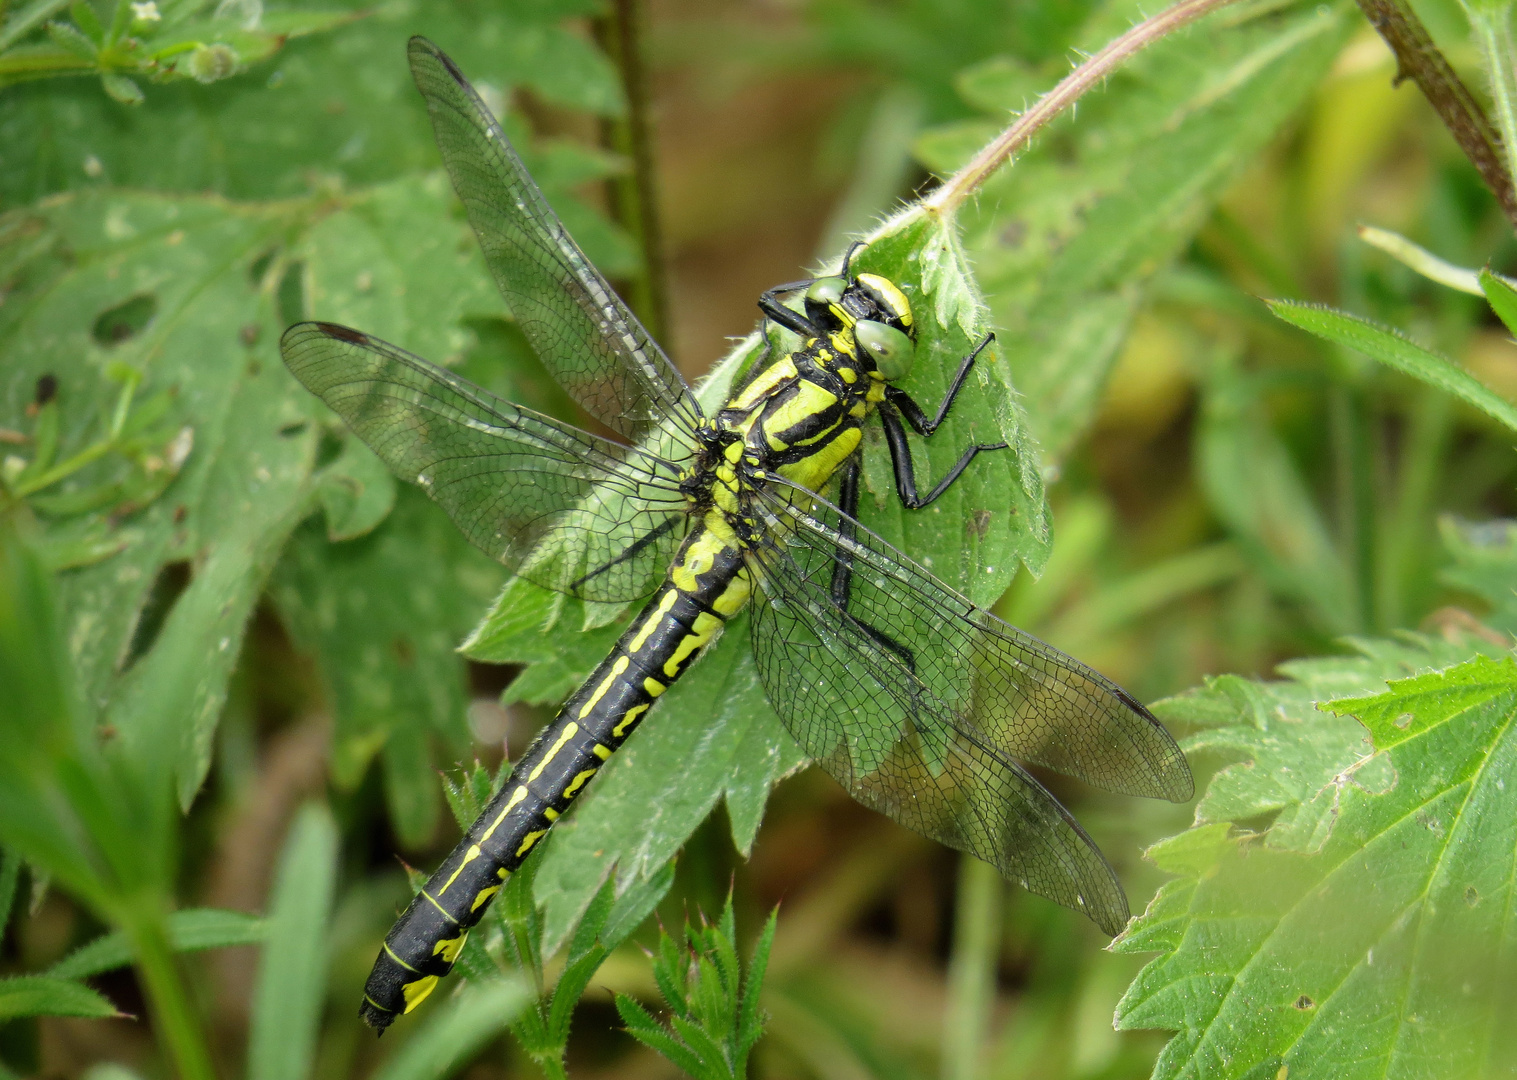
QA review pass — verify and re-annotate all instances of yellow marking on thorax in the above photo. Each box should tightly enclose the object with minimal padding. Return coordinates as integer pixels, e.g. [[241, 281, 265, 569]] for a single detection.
[[829, 331, 857, 356], [613, 702, 649, 738], [470, 885, 501, 912], [529, 722, 581, 779], [778, 426, 862, 492], [839, 365, 858, 384], [764, 380, 838, 446], [628, 591, 676, 653], [403, 976, 440, 1012], [481, 785, 529, 841], [671, 526, 736, 592], [729, 356, 798, 411], [438, 844, 482, 895]]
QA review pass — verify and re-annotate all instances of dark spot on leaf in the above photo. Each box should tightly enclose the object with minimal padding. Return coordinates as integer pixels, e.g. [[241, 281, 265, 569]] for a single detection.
[[1465, 885, 1479, 907], [92, 294, 157, 346], [1294, 995, 1314, 1010], [393, 637, 415, 666], [966, 508, 991, 540], [247, 359, 262, 377], [316, 429, 344, 468], [249, 248, 276, 286], [173, 504, 187, 523], [1000, 220, 1027, 249], [241, 323, 261, 346], [279, 421, 309, 438], [121, 560, 193, 672], [98, 724, 117, 742], [276, 262, 306, 325], [34, 374, 58, 406]]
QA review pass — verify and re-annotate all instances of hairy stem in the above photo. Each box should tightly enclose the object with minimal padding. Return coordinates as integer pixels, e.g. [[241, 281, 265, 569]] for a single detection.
[[926, 0, 1245, 214], [595, 0, 671, 350], [1356, 0, 1517, 227]]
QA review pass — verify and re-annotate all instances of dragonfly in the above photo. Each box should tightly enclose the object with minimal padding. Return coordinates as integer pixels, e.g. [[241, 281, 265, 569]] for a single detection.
[[281, 37, 1193, 1032]]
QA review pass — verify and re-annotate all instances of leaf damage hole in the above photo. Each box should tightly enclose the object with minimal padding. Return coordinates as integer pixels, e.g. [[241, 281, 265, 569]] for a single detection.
[[1394, 711, 1413, 729], [92, 294, 158, 346], [1465, 885, 1480, 907], [121, 559, 193, 672], [1293, 995, 1314, 1010]]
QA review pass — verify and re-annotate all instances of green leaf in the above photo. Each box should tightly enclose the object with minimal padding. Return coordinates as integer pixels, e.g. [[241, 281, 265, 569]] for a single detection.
[[248, 803, 338, 1080], [48, 908, 264, 979], [1327, 653, 1517, 750], [370, 977, 529, 1080], [314, 437, 396, 542], [1480, 268, 1517, 338], [0, 976, 118, 1021], [269, 487, 503, 846], [1118, 634, 1517, 1077], [935, 2, 1354, 461], [1, 5, 623, 205], [1268, 300, 1517, 433]]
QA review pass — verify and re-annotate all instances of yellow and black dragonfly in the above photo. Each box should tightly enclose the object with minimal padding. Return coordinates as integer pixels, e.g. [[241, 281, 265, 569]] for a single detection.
[[281, 37, 1193, 1032]]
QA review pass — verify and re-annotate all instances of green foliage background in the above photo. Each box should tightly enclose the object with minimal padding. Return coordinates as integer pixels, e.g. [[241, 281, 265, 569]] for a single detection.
[[3, 0, 1517, 1077]]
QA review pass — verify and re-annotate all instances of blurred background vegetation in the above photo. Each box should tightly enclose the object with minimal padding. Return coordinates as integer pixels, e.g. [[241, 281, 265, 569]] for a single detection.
[[3, 0, 1517, 1077]]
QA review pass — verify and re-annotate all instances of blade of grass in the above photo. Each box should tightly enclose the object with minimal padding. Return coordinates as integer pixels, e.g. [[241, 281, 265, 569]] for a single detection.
[[248, 803, 338, 1080], [1268, 300, 1517, 432]]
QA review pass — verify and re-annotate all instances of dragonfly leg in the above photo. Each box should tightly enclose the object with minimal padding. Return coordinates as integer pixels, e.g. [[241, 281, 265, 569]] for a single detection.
[[828, 457, 919, 682], [879, 332, 1006, 510], [568, 515, 683, 596], [886, 332, 997, 437], [758, 281, 823, 338]]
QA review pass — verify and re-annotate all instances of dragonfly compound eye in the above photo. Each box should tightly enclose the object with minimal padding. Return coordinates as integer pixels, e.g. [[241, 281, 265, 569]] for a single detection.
[[805, 276, 847, 307], [855, 319, 915, 381]]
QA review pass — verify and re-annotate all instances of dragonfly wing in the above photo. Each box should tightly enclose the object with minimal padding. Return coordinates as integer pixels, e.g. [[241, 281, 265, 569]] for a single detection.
[[408, 37, 703, 446], [283, 322, 687, 604], [745, 483, 1192, 934]]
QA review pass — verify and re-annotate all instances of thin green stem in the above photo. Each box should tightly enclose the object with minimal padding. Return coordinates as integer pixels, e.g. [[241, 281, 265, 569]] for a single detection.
[[1470, 5, 1517, 197], [0, 0, 70, 51], [925, 0, 1245, 214], [130, 918, 216, 1080], [11, 437, 116, 497], [941, 857, 1002, 1080]]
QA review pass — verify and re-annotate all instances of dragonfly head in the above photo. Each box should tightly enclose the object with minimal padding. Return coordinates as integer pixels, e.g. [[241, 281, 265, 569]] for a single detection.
[[803, 272, 916, 382]]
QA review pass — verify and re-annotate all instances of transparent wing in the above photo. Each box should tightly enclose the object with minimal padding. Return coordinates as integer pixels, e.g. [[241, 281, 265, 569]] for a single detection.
[[408, 37, 703, 446], [745, 483, 1192, 934], [282, 322, 687, 603]]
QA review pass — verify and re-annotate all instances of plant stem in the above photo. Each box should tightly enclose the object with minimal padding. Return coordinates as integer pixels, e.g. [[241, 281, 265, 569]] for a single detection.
[[941, 857, 1001, 1080], [1356, 0, 1517, 227], [595, 0, 670, 349], [1469, 4, 1517, 197], [130, 917, 216, 1080], [925, 0, 1245, 214]]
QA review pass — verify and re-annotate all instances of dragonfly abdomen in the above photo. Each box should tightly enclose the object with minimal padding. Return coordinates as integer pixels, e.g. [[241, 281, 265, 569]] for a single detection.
[[360, 521, 750, 1030]]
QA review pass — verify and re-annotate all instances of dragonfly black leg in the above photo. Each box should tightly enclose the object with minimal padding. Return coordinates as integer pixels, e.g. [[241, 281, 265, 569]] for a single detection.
[[758, 282, 823, 338], [828, 456, 918, 679], [569, 516, 682, 596], [880, 333, 1007, 510]]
